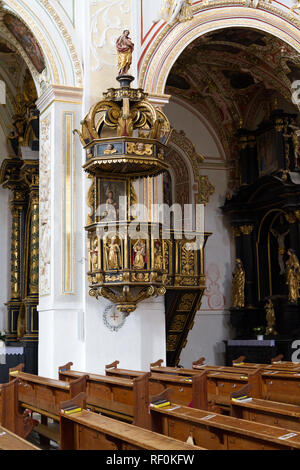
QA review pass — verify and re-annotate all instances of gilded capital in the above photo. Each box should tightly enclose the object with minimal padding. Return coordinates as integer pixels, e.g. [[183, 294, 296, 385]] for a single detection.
[[285, 212, 297, 224], [232, 226, 241, 238], [240, 225, 254, 236]]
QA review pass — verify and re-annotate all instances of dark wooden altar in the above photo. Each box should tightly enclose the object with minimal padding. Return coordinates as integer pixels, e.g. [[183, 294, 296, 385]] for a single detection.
[[223, 107, 300, 345]]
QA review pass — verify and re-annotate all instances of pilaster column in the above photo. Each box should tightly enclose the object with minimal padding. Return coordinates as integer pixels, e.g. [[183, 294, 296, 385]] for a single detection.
[[36, 85, 85, 378], [6, 190, 26, 343], [239, 225, 255, 308]]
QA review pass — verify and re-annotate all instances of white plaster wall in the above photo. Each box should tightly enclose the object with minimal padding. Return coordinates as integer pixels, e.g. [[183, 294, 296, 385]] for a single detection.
[[84, 296, 166, 375], [0, 125, 10, 332], [165, 99, 225, 161]]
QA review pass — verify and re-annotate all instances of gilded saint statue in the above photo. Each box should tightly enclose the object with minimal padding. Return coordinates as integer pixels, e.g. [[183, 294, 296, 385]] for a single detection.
[[286, 249, 300, 303], [265, 299, 277, 336], [154, 243, 163, 270], [106, 237, 121, 270], [116, 30, 134, 76], [232, 258, 245, 309], [92, 238, 99, 271], [133, 239, 146, 270]]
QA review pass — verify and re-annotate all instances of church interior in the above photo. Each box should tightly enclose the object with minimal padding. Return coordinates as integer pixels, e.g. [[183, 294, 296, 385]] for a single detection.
[[1, 0, 300, 452]]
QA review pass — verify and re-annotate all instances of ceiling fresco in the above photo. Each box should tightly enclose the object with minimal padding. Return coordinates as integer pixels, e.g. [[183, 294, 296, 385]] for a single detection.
[[166, 28, 300, 166], [3, 13, 46, 74]]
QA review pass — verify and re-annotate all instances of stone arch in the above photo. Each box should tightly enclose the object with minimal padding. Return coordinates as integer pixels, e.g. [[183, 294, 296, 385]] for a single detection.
[[139, 5, 300, 95], [1, 0, 82, 94]]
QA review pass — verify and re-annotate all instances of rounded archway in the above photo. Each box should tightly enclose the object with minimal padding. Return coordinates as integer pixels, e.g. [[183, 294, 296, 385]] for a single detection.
[[1, 0, 82, 93], [139, 6, 300, 96]]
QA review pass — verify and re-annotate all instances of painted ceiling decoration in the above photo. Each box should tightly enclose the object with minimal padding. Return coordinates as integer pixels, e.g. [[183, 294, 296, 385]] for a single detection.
[[166, 27, 300, 180], [3, 13, 46, 73]]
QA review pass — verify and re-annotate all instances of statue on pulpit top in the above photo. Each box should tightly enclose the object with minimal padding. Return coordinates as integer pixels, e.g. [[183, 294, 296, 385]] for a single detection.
[[232, 258, 245, 309], [116, 30, 134, 76], [286, 249, 300, 303]]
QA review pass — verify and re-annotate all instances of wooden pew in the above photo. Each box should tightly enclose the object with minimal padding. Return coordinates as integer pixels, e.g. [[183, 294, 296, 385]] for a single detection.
[[260, 370, 300, 406], [151, 359, 203, 377], [0, 378, 36, 438], [232, 355, 300, 372], [231, 390, 300, 433], [107, 360, 262, 411], [59, 362, 208, 420], [58, 362, 151, 428], [9, 364, 88, 443], [149, 396, 300, 450], [152, 358, 254, 377], [105, 360, 208, 409], [0, 425, 40, 450], [59, 393, 204, 451]]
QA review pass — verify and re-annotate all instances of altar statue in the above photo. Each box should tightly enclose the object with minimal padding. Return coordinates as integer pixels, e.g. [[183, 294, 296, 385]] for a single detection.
[[116, 30, 134, 76], [265, 299, 277, 336], [286, 249, 300, 303], [232, 258, 245, 309]]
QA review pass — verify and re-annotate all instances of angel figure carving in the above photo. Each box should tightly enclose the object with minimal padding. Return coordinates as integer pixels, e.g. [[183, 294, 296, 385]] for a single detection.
[[116, 30, 134, 76], [160, 0, 193, 25], [232, 258, 245, 309]]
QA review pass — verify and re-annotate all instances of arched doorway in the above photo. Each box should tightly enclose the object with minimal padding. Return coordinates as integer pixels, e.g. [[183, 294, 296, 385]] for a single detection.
[[139, 12, 300, 364]]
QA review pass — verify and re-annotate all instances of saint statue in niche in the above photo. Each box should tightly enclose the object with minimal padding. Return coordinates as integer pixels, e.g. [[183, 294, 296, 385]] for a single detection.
[[154, 241, 163, 270], [232, 258, 245, 309], [116, 30, 134, 76], [286, 249, 300, 303], [133, 239, 146, 270], [106, 237, 121, 270], [265, 299, 277, 336], [91, 238, 99, 271]]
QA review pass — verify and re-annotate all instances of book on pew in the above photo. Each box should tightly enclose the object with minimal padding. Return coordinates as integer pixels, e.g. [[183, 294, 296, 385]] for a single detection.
[[231, 396, 253, 403], [150, 399, 171, 409], [61, 405, 82, 415]]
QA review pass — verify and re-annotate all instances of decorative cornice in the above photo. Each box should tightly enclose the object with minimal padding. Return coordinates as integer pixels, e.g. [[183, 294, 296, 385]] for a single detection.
[[36, 85, 83, 113]]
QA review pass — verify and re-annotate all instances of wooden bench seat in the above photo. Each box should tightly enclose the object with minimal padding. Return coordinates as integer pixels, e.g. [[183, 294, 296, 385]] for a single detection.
[[60, 408, 204, 450], [59, 363, 151, 427], [0, 378, 36, 438], [150, 401, 300, 450], [10, 366, 87, 420], [60, 362, 208, 413], [0, 425, 40, 450], [231, 397, 300, 433], [9, 364, 87, 444], [106, 360, 261, 411], [260, 370, 300, 405]]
